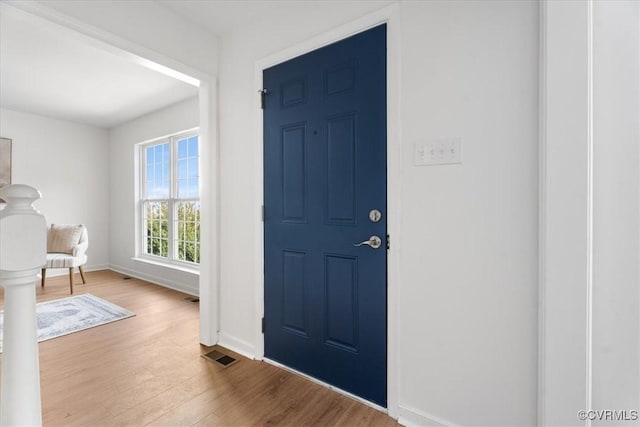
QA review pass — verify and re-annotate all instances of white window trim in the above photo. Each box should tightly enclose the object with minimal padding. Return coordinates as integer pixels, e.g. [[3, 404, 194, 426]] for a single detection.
[[137, 129, 200, 269]]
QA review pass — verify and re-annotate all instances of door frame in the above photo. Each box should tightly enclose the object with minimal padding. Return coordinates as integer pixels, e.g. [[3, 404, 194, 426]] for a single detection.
[[2, 1, 221, 347], [252, 4, 401, 417]]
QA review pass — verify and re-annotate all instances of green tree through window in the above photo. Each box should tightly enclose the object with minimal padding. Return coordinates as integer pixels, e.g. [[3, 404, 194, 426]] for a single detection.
[[145, 201, 168, 257], [177, 201, 200, 263]]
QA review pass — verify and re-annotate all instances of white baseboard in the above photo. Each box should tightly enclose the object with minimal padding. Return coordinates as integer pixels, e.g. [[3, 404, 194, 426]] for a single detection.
[[108, 264, 198, 296], [217, 332, 257, 360], [398, 405, 457, 427]]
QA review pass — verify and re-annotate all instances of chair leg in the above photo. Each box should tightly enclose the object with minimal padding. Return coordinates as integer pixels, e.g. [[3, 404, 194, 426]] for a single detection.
[[79, 265, 86, 284], [41, 268, 46, 287], [68, 267, 74, 294]]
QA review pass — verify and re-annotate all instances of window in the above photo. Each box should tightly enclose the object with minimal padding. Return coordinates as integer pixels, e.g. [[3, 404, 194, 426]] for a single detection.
[[139, 131, 200, 266]]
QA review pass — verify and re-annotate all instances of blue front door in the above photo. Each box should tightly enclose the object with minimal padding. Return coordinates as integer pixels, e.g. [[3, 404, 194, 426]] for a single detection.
[[263, 25, 387, 406]]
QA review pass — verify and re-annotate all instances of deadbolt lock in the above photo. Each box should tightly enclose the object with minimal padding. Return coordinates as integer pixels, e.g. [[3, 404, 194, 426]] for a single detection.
[[369, 209, 382, 223]]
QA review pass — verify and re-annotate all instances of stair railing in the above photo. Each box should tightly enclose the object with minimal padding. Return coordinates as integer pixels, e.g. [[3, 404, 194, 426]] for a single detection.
[[0, 184, 46, 426]]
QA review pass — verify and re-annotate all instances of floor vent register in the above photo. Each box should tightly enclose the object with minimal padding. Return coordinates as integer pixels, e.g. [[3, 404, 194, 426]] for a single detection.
[[201, 349, 238, 367]]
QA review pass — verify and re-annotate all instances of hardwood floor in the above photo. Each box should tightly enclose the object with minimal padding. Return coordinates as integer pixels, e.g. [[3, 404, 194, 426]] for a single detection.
[[0, 270, 398, 426]]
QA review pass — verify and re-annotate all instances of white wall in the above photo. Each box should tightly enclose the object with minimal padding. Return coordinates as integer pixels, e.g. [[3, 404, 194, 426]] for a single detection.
[[541, 2, 640, 425], [593, 1, 640, 419], [0, 108, 109, 273], [107, 97, 199, 296], [399, 2, 538, 425], [540, 2, 592, 423], [218, 1, 538, 425]]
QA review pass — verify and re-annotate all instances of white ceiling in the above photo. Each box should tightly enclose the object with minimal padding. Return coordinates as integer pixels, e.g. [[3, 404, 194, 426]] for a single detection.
[[0, 1, 393, 129], [0, 6, 198, 129]]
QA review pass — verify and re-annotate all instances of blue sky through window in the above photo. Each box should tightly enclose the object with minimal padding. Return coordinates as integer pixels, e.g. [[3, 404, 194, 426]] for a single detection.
[[177, 136, 199, 198], [146, 142, 170, 199]]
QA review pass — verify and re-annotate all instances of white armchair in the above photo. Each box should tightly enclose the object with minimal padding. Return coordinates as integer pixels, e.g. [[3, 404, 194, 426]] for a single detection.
[[41, 224, 88, 294]]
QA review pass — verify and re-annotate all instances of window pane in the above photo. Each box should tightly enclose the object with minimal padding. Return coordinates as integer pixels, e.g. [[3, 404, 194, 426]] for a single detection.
[[188, 178, 199, 198], [184, 241, 195, 263], [162, 163, 170, 181], [143, 201, 168, 258], [162, 179, 170, 196], [188, 158, 199, 178], [178, 159, 188, 180], [145, 142, 170, 199], [173, 136, 199, 200], [178, 139, 188, 159], [177, 178, 188, 198], [174, 201, 200, 264], [188, 137, 198, 157], [154, 144, 163, 161], [154, 162, 161, 180], [162, 143, 170, 162]]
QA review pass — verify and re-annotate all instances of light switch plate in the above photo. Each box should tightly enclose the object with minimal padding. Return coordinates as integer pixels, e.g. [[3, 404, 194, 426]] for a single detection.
[[414, 137, 462, 166]]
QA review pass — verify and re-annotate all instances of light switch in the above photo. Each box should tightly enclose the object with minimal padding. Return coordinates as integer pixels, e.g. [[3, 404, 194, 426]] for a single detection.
[[414, 137, 462, 166]]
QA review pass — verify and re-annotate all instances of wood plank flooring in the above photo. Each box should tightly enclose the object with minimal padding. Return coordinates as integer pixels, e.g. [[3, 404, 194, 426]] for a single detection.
[[0, 270, 398, 426]]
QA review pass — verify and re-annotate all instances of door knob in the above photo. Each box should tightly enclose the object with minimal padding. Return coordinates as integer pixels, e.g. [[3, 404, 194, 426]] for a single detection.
[[353, 235, 382, 249]]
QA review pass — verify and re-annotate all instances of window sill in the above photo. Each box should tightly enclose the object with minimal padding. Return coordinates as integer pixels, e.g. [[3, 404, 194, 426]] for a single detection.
[[132, 257, 200, 276]]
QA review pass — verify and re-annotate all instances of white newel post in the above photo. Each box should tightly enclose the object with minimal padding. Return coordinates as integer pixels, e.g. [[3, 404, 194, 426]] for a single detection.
[[0, 185, 46, 427]]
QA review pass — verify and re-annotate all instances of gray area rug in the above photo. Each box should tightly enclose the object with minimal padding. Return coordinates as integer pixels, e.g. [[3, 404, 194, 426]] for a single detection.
[[0, 293, 135, 352]]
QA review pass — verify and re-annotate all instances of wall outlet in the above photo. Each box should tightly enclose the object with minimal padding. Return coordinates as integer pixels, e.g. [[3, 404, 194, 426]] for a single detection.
[[414, 137, 462, 166]]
